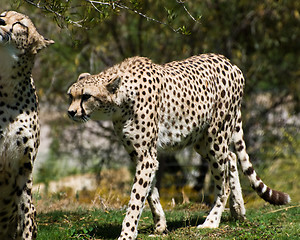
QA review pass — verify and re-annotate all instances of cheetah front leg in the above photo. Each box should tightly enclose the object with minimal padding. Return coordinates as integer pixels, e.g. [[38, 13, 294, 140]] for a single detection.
[[228, 152, 246, 220], [147, 185, 167, 234], [118, 153, 159, 240]]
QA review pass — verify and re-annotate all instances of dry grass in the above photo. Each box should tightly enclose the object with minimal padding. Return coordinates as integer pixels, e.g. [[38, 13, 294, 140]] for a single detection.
[[34, 168, 132, 213], [34, 167, 211, 215]]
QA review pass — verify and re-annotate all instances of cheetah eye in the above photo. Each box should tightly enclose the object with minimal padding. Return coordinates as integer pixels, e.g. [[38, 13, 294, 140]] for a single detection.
[[82, 93, 92, 101], [0, 12, 7, 18], [0, 18, 5, 26]]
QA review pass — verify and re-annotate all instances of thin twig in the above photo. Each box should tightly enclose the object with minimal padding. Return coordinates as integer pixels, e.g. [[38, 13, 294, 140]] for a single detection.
[[85, 0, 110, 6], [113, 2, 181, 33], [266, 205, 300, 214], [177, 0, 198, 22], [85, 0, 108, 13]]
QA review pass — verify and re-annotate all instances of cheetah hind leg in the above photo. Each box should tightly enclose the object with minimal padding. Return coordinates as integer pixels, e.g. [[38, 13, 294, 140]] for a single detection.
[[147, 185, 167, 234], [228, 151, 246, 221], [196, 153, 231, 228]]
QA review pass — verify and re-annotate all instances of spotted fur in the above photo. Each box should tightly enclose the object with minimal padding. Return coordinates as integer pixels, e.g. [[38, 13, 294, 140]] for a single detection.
[[0, 11, 53, 239], [67, 54, 290, 240]]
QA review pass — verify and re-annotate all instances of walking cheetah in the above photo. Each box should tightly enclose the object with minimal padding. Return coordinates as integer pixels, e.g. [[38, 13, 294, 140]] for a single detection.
[[0, 11, 53, 239], [67, 54, 290, 240]]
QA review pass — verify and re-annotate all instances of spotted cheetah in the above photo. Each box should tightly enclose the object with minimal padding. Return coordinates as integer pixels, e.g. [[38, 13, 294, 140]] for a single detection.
[[0, 11, 53, 239], [67, 54, 290, 240]]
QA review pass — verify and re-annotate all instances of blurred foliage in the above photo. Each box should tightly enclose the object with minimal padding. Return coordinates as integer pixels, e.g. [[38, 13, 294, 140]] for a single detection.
[[11, 0, 299, 101], [2, 1, 299, 196]]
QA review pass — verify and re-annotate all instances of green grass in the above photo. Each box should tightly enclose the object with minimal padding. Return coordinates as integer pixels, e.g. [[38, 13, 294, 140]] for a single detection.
[[36, 203, 300, 240]]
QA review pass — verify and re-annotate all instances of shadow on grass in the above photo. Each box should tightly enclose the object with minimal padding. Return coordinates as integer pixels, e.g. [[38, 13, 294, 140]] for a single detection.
[[167, 216, 205, 231], [91, 223, 122, 239], [94, 216, 206, 239], [38, 210, 207, 239]]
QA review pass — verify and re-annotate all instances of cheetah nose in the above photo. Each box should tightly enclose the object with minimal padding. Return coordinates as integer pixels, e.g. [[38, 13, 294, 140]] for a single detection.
[[68, 110, 77, 118], [0, 19, 5, 26]]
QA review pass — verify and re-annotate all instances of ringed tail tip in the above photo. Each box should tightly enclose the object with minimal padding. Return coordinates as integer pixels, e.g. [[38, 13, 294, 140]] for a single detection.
[[256, 185, 291, 205]]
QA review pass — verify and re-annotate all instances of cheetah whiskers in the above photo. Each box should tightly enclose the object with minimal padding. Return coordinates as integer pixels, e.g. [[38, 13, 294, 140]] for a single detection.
[[81, 115, 90, 122]]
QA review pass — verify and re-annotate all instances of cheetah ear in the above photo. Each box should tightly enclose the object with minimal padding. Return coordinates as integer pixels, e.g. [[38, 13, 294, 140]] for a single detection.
[[106, 76, 121, 94], [32, 37, 54, 54], [77, 73, 91, 81]]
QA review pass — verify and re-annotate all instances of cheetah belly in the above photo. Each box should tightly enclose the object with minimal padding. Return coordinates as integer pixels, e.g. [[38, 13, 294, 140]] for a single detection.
[[157, 119, 208, 151], [157, 94, 212, 151], [157, 122, 190, 150]]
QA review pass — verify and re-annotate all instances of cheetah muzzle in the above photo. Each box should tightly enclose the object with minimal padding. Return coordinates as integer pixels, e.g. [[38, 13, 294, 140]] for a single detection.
[[0, 11, 53, 240], [67, 55, 290, 240]]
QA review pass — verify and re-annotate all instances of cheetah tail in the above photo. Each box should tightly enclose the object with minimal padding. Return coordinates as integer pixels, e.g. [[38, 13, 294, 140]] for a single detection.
[[232, 110, 291, 205]]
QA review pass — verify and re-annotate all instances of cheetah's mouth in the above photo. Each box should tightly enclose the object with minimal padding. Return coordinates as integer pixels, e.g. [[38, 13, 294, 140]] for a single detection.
[[0, 30, 11, 44], [68, 114, 90, 123]]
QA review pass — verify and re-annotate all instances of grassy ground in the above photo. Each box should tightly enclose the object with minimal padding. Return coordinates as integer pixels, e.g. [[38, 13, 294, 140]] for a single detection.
[[34, 145, 300, 240], [34, 153, 300, 240], [36, 203, 300, 240]]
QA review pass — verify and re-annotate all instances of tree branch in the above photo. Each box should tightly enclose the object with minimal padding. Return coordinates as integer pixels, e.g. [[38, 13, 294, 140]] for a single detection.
[[24, 0, 199, 34], [85, 0, 182, 33], [113, 2, 181, 33], [23, 0, 85, 27]]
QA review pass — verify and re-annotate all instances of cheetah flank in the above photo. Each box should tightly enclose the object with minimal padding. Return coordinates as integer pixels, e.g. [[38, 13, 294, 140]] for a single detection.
[[67, 54, 290, 240], [0, 11, 53, 239]]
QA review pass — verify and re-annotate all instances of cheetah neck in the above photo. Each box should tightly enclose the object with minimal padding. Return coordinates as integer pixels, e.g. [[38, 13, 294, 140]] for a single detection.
[[0, 45, 21, 78]]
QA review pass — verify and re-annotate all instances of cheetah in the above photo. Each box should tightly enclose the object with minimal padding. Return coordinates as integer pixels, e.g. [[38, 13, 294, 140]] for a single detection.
[[67, 54, 290, 240], [0, 11, 53, 239]]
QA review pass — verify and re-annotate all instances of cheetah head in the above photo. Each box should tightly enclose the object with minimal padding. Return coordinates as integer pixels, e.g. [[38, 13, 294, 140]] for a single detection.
[[0, 11, 54, 55], [67, 73, 122, 122]]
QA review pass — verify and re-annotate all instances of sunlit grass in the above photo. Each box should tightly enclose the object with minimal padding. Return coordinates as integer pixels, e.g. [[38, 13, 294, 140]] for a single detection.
[[36, 203, 300, 240], [34, 133, 300, 239]]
